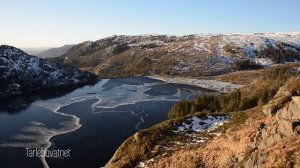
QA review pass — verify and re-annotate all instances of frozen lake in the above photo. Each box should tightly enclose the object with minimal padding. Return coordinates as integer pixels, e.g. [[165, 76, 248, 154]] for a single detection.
[[0, 77, 215, 168]]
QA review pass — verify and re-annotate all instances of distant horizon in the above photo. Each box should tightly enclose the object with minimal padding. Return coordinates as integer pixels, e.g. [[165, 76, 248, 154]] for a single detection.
[[1, 0, 300, 48], [11, 31, 300, 49]]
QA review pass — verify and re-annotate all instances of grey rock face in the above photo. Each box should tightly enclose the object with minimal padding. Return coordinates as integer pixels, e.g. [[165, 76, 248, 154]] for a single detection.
[[245, 83, 300, 168]]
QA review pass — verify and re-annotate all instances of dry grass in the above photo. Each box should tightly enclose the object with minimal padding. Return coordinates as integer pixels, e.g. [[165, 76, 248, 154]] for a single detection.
[[106, 113, 229, 168], [212, 68, 262, 85], [148, 107, 265, 168], [148, 74, 300, 168]]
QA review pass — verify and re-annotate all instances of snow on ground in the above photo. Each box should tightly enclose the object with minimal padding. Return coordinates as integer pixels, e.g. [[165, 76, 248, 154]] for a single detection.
[[147, 76, 242, 93], [215, 43, 224, 56], [193, 42, 211, 53], [253, 58, 273, 66], [244, 44, 256, 57], [128, 39, 165, 47], [214, 43, 234, 63], [137, 162, 145, 168], [223, 34, 271, 49], [262, 32, 300, 46], [135, 115, 230, 168], [175, 115, 229, 133], [0, 45, 96, 98]]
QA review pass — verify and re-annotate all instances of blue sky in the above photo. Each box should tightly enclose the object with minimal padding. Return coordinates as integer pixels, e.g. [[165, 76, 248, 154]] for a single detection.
[[1, 0, 300, 47]]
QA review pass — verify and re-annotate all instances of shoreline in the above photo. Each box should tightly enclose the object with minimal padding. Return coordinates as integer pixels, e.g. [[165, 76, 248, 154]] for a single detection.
[[147, 75, 243, 93]]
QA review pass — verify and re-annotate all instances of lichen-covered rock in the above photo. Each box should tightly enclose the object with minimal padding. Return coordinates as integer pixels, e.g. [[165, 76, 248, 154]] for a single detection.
[[272, 96, 300, 137]]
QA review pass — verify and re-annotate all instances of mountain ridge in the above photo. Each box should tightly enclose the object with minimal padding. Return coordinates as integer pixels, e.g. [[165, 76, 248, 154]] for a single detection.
[[0, 45, 98, 98], [33, 44, 75, 58], [53, 33, 300, 78]]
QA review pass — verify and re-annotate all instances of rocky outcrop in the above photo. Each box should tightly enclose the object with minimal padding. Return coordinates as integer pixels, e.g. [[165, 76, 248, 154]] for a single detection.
[[0, 45, 98, 98], [245, 78, 300, 167]]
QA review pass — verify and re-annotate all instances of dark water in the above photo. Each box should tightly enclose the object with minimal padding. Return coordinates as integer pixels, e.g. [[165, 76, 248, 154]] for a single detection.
[[0, 77, 214, 168]]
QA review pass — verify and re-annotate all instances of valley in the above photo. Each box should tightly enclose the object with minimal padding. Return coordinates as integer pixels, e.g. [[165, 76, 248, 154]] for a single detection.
[[1, 32, 300, 168]]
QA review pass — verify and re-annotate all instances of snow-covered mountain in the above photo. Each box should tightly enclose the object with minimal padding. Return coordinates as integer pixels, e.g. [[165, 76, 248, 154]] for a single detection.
[[0, 45, 98, 98], [55, 33, 300, 77], [260, 32, 300, 46]]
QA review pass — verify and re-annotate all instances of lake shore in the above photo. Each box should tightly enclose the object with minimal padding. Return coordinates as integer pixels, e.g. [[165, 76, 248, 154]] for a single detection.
[[147, 75, 243, 93]]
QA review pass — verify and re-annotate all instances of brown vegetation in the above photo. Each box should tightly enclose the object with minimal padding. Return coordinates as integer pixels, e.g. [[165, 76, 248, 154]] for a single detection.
[[168, 64, 300, 119]]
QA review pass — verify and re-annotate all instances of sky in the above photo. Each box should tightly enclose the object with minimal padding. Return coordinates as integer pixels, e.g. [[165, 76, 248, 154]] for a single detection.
[[1, 0, 300, 48]]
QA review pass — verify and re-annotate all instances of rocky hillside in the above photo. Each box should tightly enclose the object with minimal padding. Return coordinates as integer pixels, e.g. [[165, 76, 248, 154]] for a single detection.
[[34, 44, 75, 58], [56, 33, 300, 77], [246, 80, 300, 167], [105, 65, 300, 168], [0, 45, 98, 98], [144, 79, 300, 168]]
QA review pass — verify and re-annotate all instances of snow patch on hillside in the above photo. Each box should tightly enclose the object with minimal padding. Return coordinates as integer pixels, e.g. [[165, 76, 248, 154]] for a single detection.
[[262, 32, 300, 46], [193, 42, 211, 53], [253, 58, 273, 66], [175, 115, 229, 133], [244, 44, 256, 57], [128, 40, 166, 47]]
